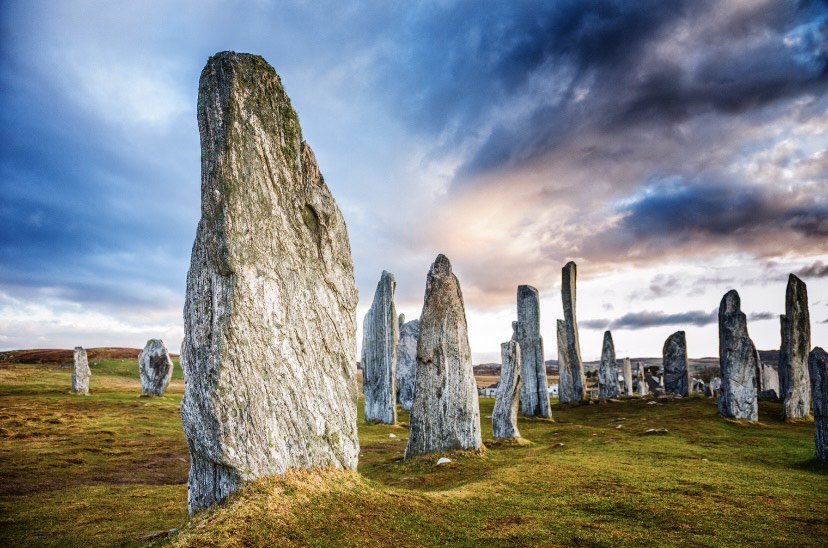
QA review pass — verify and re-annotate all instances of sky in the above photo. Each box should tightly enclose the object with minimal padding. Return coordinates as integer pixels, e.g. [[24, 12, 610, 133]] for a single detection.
[[1, 0, 827, 363]]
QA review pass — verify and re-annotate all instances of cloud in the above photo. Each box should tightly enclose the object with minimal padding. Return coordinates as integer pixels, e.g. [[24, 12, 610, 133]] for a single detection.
[[795, 260, 828, 278], [582, 308, 775, 330]]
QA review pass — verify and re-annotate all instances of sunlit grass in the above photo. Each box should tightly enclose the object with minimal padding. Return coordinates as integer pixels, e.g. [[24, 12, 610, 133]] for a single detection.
[[1, 358, 825, 547]]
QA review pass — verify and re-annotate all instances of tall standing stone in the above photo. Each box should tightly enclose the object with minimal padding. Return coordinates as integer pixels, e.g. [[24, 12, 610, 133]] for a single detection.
[[361, 270, 398, 424], [516, 285, 550, 417], [139, 339, 174, 396], [180, 52, 359, 515], [598, 331, 619, 398], [780, 274, 811, 419], [396, 318, 420, 411], [717, 290, 758, 421], [809, 347, 828, 461], [558, 261, 586, 403], [623, 357, 633, 396], [72, 346, 90, 395], [663, 331, 689, 396], [405, 254, 482, 458], [493, 341, 522, 439]]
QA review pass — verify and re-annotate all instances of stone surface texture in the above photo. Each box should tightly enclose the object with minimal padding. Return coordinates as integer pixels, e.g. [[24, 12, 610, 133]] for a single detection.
[[717, 290, 758, 421], [72, 346, 90, 395], [558, 261, 586, 403], [139, 339, 174, 396], [598, 331, 619, 399], [780, 274, 811, 419], [180, 52, 359, 515], [493, 341, 523, 439], [405, 254, 482, 458], [361, 270, 398, 424], [623, 357, 633, 396], [396, 318, 420, 411], [809, 347, 828, 461], [516, 285, 549, 417], [758, 363, 780, 400], [663, 331, 689, 396]]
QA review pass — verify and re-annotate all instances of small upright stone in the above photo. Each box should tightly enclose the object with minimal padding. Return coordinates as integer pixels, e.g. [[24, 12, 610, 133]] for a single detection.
[[516, 285, 549, 417], [139, 339, 174, 396], [558, 262, 587, 403], [758, 362, 780, 400], [636, 363, 648, 397], [361, 270, 398, 424], [598, 331, 619, 399], [72, 346, 90, 395], [405, 254, 482, 458], [717, 290, 758, 421], [493, 341, 522, 439], [398, 313, 405, 331], [780, 274, 811, 419], [180, 52, 359, 515], [623, 357, 633, 396], [663, 331, 689, 396], [809, 347, 828, 461], [396, 318, 420, 411]]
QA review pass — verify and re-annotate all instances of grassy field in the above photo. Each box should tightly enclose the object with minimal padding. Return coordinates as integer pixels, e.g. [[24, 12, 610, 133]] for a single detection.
[[1, 356, 825, 547]]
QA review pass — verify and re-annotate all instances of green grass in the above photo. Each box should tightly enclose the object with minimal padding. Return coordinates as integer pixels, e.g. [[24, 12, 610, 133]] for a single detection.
[[1, 360, 825, 547]]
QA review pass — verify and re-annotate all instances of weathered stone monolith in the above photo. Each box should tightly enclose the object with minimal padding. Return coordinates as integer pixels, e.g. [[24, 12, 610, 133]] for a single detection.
[[558, 261, 586, 403], [397, 318, 420, 411], [809, 347, 828, 461], [623, 357, 633, 396], [758, 362, 780, 400], [636, 363, 649, 397], [362, 270, 398, 424], [398, 313, 405, 331], [598, 331, 619, 399], [493, 341, 522, 439], [717, 290, 758, 421], [180, 52, 359, 515], [139, 339, 174, 396], [780, 274, 811, 419], [516, 285, 549, 417], [405, 254, 482, 458], [663, 331, 689, 396], [72, 346, 90, 395]]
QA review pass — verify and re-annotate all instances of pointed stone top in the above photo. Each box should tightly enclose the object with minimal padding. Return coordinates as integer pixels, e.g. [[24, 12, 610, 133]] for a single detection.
[[380, 270, 395, 283], [563, 261, 577, 273], [720, 289, 741, 315], [788, 273, 806, 286], [603, 330, 613, 343], [430, 254, 453, 276]]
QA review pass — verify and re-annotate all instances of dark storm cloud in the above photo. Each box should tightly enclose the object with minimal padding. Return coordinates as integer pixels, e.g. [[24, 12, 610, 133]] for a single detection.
[[583, 308, 775, 330], [581, 177, 828, 259], [796, 260, 828, 278], [379, 0, 828, 178]]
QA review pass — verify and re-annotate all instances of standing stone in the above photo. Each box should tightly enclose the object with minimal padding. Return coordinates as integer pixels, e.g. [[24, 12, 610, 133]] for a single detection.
[[180, 52, 359, 515], [139, 339, 174, 396], [809, 347, 828, 461], [623, 357, 633, 396], [361, 270, 398, 424], [398, 313, 405, 331], [516, 285, 550, 417], [511, 321, 518, 341], [558, 261, 586, 403], [663, 331, 689, 396], [405, 254, 482, 458], [598, 331, 619, 399], [778, 315, 790, 400], [758, 362, 780, 400], [72, 346, 90, 395], [396, 318, 420, 411], [717, 290, 758, 421], [636, 363, 649, 397], [493, 341, 522, 439], [780, 274, 811, 419]]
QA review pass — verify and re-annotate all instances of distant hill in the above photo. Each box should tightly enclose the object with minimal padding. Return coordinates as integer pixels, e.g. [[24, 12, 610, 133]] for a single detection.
[[0, 347, 179, 364]]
